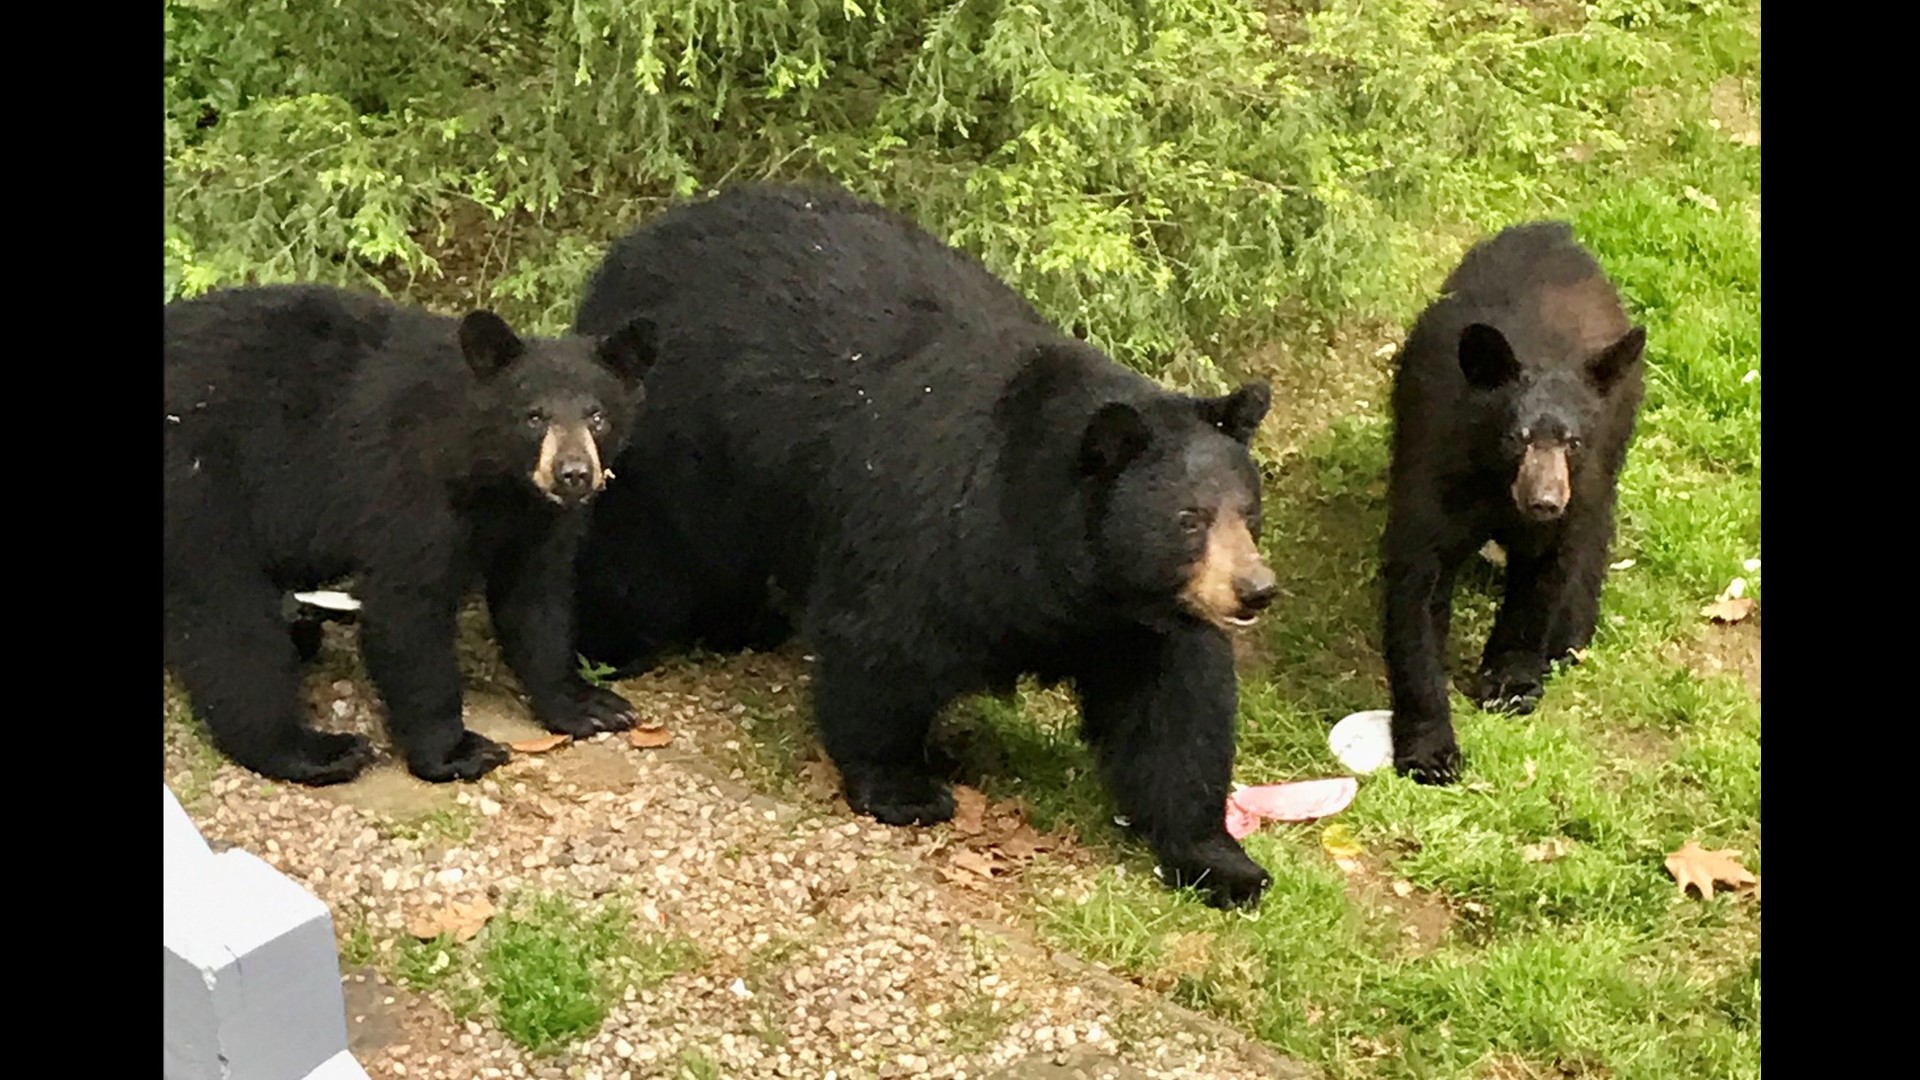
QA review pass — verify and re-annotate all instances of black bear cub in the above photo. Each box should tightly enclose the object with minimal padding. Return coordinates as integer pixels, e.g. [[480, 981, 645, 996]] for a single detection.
[[1383, 222, 1647, 783], [571, 184, 1278, 907], [165, 285, 656, 785]]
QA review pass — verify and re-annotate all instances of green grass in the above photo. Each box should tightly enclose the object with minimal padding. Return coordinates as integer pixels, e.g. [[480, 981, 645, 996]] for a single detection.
[[375, 806, 479, 845], [954, 6, 1762, 1079], [384, 893, 700, 1054], [162, 679, 227, 809]]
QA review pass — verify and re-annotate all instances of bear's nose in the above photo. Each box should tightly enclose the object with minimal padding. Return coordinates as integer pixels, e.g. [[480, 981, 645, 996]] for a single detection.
[[1528, 493, 1566, 518], [1235, 568, 1278, 612], [556, 459, 596, 494]]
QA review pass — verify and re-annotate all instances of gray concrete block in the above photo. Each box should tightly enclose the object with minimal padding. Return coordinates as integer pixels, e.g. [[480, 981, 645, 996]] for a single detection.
[[164, 785, 371, 1080]]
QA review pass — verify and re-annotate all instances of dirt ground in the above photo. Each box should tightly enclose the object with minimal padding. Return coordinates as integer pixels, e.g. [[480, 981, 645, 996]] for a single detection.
[[165, 616, 1316, 1080]]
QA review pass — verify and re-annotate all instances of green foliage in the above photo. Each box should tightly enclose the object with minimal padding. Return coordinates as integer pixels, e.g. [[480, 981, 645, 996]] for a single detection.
[[164, 0, 1747, 375]]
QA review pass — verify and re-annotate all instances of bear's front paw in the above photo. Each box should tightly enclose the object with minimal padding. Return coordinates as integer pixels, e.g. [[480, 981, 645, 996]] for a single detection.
[[538, 683, 639, 736], [270, 730, 375, 786], [408, 731, 510, 783], [1394, 730, 1462, 786], [842, 765, 955, 826], [1158, 838, 1272, 909], [1475, 656, 1546, 715]]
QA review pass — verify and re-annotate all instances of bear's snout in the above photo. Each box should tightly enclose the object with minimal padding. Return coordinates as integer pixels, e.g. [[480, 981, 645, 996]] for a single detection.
[[532, 424, 608, 508], [555, 457, 598, 499], [1511, 443, 1570, 522], [1183, 511, 1274, 629], [1234, 565, 1279, 614]]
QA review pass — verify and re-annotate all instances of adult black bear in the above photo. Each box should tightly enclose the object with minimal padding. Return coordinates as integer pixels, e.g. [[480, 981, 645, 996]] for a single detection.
[[1382, 222, 1646, 783], [573, 184, 1278, 907], [165, 285, 655, 785]]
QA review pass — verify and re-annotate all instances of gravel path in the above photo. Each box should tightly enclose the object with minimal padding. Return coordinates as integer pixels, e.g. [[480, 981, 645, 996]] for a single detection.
[[164, 627, 1310, 1080]]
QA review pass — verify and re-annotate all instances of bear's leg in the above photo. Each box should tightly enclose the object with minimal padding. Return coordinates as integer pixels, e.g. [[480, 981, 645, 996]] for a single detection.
[[811, 647, 956, 827], [1475, 547, 1563, 714], [357, 576, 508, 782], [166, 568, 372, 785], [573, 520, 705, 677], [1543, 498, 1617, 663], [1383, 542, 1466, 784], [1076, 626, 1271, 909], [489, 528, 637, 736]]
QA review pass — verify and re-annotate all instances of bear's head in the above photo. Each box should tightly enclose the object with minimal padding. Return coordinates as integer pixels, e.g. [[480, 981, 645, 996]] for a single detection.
[[1079, 382, 1277, 632], [1456, 319, 1645, 523], [459, 309, 658, 508]]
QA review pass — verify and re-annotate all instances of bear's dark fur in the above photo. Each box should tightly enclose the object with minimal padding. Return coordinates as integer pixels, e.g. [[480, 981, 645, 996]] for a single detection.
[[1382, 222, 1646, 783], [164, 284, 656, 785], [572, 184, 1278, 906]]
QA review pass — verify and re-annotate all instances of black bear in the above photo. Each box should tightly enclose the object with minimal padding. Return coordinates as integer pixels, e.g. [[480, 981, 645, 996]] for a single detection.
[[572, 184, 1278, 907], [1382, 222, 1646, 783], [164, 285, 656, 785]]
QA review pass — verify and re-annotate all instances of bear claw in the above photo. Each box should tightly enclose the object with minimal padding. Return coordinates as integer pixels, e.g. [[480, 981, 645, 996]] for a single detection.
[[842, 766, 956, 826], [408, 731, 510, 783], [271, 731, 375, 786], [539, 684, 639, 736], [1158, 839, 1272, 908], [1394, 739, 1462, 786]]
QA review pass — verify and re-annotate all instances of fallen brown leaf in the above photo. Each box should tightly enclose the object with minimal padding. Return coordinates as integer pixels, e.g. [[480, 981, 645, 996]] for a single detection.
[[799, 757, 841, 797], [1665, 840, 1758, 899], [508, 734, 571, 754], [995, 823, 1048, 861], [937, 849, 999, 891], [950, 785, 988, 836], [1701, 597, 1756, 623], [406, 896, 496, 943], [628, 726, 674, 749]]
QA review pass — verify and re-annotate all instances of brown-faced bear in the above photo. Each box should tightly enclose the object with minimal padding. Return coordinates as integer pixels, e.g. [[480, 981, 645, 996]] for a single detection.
[[164, 285, 656, 785], [1382, 222, 1647, 783], [569, 184, 1278, 908]]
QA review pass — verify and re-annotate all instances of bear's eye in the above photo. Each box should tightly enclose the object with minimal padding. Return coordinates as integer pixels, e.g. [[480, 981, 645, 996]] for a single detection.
[[588, 410, 607, 432], [1567, 436, 1583, 450], [1178, 510, 1207, 534], [525, 410, 547, 429]]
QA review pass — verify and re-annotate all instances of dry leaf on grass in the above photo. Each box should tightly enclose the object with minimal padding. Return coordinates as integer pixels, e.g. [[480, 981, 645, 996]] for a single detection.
[[1701, 597, 1756, 623], [1665, 840, 1758, 899], [628, 726, 674, 749], [935, 788, 1075, 889], [406, 896, 496, 943], [1702, 576, 1756, 623], [508, 734, 571, 754]]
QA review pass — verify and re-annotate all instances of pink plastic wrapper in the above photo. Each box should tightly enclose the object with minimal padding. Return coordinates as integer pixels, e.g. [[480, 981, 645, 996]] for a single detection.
[[1224, 777, 1359, 839]]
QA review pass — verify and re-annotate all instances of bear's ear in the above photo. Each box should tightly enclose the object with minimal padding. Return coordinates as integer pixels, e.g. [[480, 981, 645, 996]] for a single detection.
[[458, 310, 525, 379], [596, 316, 659, 387], [1586, 325, 1646, 393], [1458, 323, 1519, 389], [1197, 381, 1271, 444], [1080, 402, 1152, 481]]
